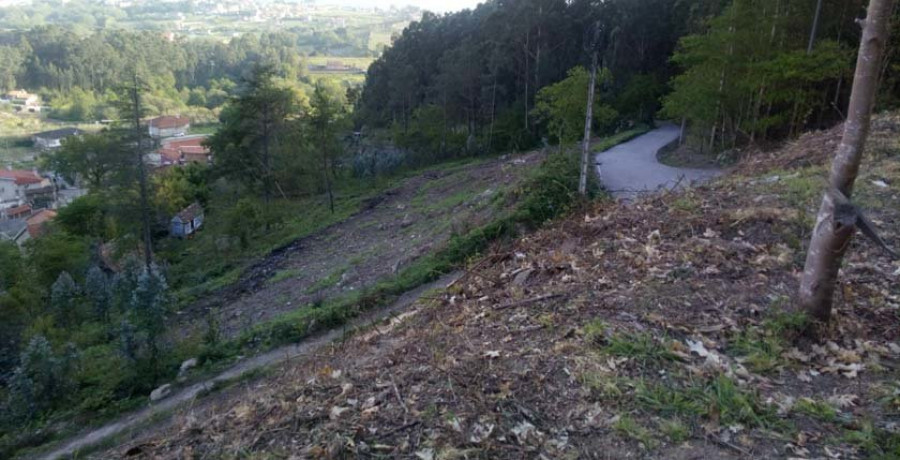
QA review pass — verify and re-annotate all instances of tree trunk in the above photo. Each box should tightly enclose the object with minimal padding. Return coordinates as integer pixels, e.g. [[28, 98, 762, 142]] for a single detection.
[[523, 31, 530, 132], [488, 76, 497, 152], [321, 131, 334, 214], [132, 75, 153, 271], [799, 0, 895, 322], [579, 50, 598, 196], [807, 0, 825, 54]]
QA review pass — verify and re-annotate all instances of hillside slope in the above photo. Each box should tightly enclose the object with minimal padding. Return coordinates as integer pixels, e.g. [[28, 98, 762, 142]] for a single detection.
[[113, 115, 899, 459], [175, 152, 544, 339]]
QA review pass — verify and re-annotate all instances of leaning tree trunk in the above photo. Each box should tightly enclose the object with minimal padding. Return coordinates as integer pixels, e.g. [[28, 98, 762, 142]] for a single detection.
[[579, 49, 598, 196], [807, 0, 825, 54], [798, 0, 895, 322]]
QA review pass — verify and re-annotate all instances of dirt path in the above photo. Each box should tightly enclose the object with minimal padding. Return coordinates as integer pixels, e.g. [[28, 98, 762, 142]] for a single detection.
[[595, 123, 720, 199], [35, 272, 462, 460]]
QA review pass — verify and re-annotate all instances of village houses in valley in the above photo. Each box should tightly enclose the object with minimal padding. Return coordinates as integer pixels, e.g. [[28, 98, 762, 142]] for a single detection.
[[32, 127, 84, 150], [149, 115, 191, 138]]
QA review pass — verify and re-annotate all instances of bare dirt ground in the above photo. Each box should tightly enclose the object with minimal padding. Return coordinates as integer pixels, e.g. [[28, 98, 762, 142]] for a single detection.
[[178, 152, 544, 339], [113, 114, 900, 459]]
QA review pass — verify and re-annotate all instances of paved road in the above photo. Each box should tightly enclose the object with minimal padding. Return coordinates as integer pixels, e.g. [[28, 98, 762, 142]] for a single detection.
[[34, 272, 461, 460], [595, 124, 720, 199]]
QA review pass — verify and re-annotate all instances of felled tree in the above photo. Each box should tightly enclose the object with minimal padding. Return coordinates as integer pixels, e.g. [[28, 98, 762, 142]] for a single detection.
[[799, 0, 897, 322]]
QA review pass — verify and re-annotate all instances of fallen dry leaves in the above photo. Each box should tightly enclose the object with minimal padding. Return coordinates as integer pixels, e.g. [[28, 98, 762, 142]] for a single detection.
[[122, 115, 900, 459]]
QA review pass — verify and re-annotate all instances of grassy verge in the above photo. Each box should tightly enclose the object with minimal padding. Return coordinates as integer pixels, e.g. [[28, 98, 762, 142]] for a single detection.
[[592, 125, 652, 153]]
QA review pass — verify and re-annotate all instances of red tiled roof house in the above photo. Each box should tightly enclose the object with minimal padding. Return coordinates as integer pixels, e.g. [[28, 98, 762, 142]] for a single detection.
[[0, 170, 49, 206], [148, 115, 191, 138]]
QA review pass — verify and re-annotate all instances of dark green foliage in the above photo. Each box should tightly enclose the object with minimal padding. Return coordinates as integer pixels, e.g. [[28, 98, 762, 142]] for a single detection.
[[0, 241, 23, 290], [532, 66, 617, 143], [4, 335, 77, 422], [50, 272, 78, 323], [130, 264, 168, 346], [24, 232, 89, 288], [54, 194, 112, 240], [515, 151, 597, 226], [226, 198, 264, 250], [661, 0, 863, 151], [208, 67, 298, 199], [85, 266, 111, 322], [359, 0, 700, 157]]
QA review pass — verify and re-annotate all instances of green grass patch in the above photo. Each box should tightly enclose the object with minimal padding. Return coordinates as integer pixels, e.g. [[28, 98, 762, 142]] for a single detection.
[[636, 375, 780, 429], [583, 319, 608, 344], [581, 372, 630, 401], [727, 309, 806, 374], [659, 418, 690, 443], [592, 125, 652, 153], [304, 267, 345, 294], [602, 333, 678, 364], [795, 397, 838, 422], [268, 268, 303, 285], [613, 415, 658, 448], [841, 421, 900, 458], [188, 123, 221, 135]]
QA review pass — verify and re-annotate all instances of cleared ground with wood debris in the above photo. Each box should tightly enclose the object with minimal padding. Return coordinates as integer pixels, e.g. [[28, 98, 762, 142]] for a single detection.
[[106, 114, 900, 459]]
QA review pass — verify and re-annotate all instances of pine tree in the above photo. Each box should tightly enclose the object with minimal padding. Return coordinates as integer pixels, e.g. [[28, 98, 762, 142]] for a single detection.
[[5, 335, 73, 420], [119, 319, 138, 362], [50, 272, 78, 324], [85, 266, 111, 323], [131, 263, 168, 343]]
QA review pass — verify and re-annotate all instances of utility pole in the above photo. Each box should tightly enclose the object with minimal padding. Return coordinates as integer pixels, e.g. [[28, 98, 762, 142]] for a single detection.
[[579, 22, 602, 196]]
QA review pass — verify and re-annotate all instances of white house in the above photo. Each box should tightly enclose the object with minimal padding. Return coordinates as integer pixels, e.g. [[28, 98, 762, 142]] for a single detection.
[[4, 90, 41, 113], [149, 116, 191, 138], [170, 202, 204, 238], [0, 169, 49, 205], [32, 128, 83, 150]]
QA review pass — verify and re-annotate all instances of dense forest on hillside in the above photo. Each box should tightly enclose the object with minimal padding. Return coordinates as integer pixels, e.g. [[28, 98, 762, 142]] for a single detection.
[[359, 0, 900, 159], [0, 27, 351, 121]]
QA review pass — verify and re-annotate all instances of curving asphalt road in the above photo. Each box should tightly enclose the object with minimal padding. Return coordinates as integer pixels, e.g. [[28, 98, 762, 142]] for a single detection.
[[595, 123, 720, 199]]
